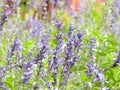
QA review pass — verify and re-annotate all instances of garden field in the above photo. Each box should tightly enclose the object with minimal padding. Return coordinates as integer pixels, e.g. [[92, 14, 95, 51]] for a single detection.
[[0, 0, 120, 90]]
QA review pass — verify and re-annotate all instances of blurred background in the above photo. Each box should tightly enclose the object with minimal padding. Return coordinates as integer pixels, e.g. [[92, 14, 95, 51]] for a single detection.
[[0, 0, 106, 21]]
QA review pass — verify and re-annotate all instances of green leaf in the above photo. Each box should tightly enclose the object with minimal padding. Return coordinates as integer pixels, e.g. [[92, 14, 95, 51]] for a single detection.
[[4, 81, 15, 90], [23, 39, 35, 54], [49, 39, 57, 49], [71, 66, 77, 72]]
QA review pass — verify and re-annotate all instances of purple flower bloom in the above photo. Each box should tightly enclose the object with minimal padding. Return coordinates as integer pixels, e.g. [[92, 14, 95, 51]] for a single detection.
[[73, 56, 80, 62], [35, 45, 47, 63], [33, 83, 39, 90], [93, 70, 106, 82], [100, 86, 109, 90], [77, 31, 83, 40], [40, 34, 50, 47], [67, 60, 73, 66], [64, 44, 73, 59], [21, 76, 30, 84], [72, 31, 83, 48], [30, 29, 39, 37], [86, 62, 95, 77], [21, 63, 33, 84], [24, 70, 33, 77], [54, 22, 62, 28], [26, 60, 35, 68], [113, 0, 120, 11]]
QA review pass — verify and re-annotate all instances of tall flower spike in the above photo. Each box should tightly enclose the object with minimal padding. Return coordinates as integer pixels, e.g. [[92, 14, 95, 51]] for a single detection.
[[86, 62, 96, 77], [10, 36, 20, 58], [86, 37, 96, 77], [90, 37, 96, 56], [0, 66, 5, 78], [0, 7, 8, 30], [68, 24, 74, 39], [50, 25, 63, 86], [74, 31, 83, 47], [60, 25, 76, 86], [21, 63, 34, 84]]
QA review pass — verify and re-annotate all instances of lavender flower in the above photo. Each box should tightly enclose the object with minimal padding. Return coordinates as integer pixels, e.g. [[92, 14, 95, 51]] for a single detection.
[[40, 34, 50, 47], [68, 24, 74, 38], [21, 63, 34, 84], [0, 7, 7, 30], [110, 0, 120, 36], [113, 50, 120, 67], [93, 70, 106, 82], [33, 83, 39, 90], [10, 36, 20, 58], [100, 85, 109, 90], [54, 22, 62, 29], [0, 82, 3, 88], [77, 31, 83, 40], [0, 66, 4, 78], [34, 45, 47, 82], [34, 45, 47, 63], [89, 37, 96, 56], [86, 62, 95, 77], [112, 0, 120, 11], [30, 29, 39, 37], [60, 25, 76, 86], [74, 31, 83, 48], [64, 44, 73, 59], [33, 35, 49, 88], [86, 37, 96, 77], [50, 26, 63, 86], [0, 82, 8, 90]]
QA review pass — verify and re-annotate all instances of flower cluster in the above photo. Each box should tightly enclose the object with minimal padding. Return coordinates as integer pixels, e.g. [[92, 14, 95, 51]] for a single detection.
[[86, 37, 108, 89], [60, 25, 82, 86], [21, 60, 34, 84]]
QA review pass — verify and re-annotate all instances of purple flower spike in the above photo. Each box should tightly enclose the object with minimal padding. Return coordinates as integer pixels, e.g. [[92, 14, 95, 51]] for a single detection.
[[30, 29, 39, 37], [0, 82, 3, 87], [113, 50, 120, 66], [89, 37, 96, 56], [21, 63, 33, 84], [77, 31, 83, 40], [100, 86, 109, 90], [93, 70, 106, 82], [33, 83, 39, 90], [21, 76, 30, 84], [9, 36, 20, 58], [54, 22, 62, 28], [86, 62, 95, 77]]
